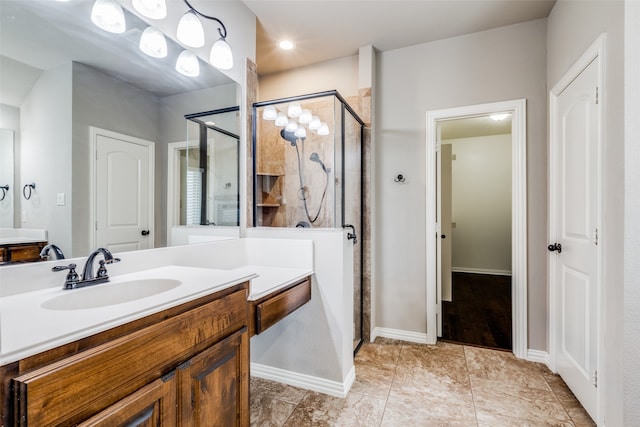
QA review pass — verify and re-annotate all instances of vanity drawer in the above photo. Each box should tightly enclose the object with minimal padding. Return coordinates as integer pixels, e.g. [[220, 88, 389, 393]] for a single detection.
[[12, 288, 247, 426], [0, 241, 46, 264], [250, 277, 311, 336]]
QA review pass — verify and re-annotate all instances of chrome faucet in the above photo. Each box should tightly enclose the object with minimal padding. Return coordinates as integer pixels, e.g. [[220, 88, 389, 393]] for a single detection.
[[40, 244, 65, 260], [53, 247, 120, 289], [81, 248, 120, 282]]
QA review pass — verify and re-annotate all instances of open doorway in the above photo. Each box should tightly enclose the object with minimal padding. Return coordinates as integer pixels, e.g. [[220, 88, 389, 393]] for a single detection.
[[426, 99, 527, 358], [438, 115, 513, 350]]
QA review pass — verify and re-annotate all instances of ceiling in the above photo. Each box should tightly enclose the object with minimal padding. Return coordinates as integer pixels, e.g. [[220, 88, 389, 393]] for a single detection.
[[441, 115, 512, 140], [242, 0, 556, 76]]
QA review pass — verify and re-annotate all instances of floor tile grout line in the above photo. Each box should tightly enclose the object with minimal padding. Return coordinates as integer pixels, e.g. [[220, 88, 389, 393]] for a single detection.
[[463, 345, 481, 427]]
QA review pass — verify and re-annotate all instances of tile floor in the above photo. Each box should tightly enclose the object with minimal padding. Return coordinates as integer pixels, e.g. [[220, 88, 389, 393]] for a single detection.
[[250, 338, 596, 426]]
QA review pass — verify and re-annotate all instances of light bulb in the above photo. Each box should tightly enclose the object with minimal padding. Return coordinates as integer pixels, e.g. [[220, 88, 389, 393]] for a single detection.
[[275, 112, 288, 127], [210, 38, 233, 70], [91, 0, 126, 34], [309, 116, 321, 130], [285, 119, 298, 132], [288, 102, 302, 118], [262, 106, 277, 120], [132, 0, 166, 19], [139, 26, 167, 58], [177, 11, 204, 48], [175, 50, 200, 77], [317, 123, 329, 136], [295, 127, 307, 138], [299, 109, 312, 124]]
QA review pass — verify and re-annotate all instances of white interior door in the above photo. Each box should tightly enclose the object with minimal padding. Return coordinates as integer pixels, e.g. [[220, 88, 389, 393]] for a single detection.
[[94, 129, 154, 253], [551, 57, 600, 420]]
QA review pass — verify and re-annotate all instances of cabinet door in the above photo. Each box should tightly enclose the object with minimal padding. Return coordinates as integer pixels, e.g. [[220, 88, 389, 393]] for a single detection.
[[178, 328, 249, 427], [79, 374, 176, 427]]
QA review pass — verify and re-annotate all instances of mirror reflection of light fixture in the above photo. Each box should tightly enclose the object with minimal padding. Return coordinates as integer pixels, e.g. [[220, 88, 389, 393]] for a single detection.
[[179, 0, 234, 70], [490, 113, 509, 121], [299, 109, 312, 124], [309, 116, 321, 130], [175, 50, 200, 77], [262, 106, 277, 120], [275, 112, 288, 127], [285, 119, 298, 132], [317, 122, 330, 136], [288, 102, 302, 118], [132, 0, 167, 19], [91, 0, 126, 33], [294, 126, 307, 138], [139, 26, 168, 58]]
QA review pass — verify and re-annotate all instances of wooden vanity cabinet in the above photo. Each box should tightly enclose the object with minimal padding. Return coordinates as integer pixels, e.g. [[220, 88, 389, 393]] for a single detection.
[[3, 282, 250, 427], [249, 276, 311, 336], [0, 241, 47, 264]]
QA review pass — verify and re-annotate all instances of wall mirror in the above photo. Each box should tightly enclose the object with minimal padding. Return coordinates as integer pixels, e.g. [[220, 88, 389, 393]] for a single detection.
[[0, 0, 240, 259]]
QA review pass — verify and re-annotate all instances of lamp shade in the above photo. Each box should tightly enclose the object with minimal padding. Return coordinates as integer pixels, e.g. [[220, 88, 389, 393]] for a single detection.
[[132, 0, 166, 19], [285, 119, 298, 132], [91, 0, 126, 34], [299, 109, 312, 124], [210, 38, 233, 70], [294, 126, 307, 138], [309, 116, 321, 130], [139, 26, 167, 58], [288, 102, 302, 118], [317, 123, 330, 136], [177, 11, 205, 48], [175, 50, 200, 77]]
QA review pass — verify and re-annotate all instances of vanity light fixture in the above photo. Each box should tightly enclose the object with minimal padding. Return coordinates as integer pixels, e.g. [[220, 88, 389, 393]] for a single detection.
[[490, 113, 509, 121], [275, 112, 288, 127], [132, 0, 167, 20], [262, 106, 277, 120], [175, 50, 200, 77], [91, 0, 126, 33], [177, 10, 205, 47], [294, 126, 307, 139], [139, 26, 168, 58], [299, 109, 312, 124], [178, 0, 234, 70]]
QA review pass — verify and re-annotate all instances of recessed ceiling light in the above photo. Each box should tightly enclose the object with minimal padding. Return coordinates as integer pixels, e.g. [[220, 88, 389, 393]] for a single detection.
[[489, 113, 510, 121], [278, 40, 295, 50]]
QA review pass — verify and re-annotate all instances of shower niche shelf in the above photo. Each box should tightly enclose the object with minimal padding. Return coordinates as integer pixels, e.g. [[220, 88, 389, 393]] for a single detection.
[[256, 173, 282, 225]]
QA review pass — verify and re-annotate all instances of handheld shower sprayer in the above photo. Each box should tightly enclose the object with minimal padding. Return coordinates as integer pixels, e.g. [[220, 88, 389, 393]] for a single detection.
[[310, 152, 330, 174], [280, 129, 299, 146]]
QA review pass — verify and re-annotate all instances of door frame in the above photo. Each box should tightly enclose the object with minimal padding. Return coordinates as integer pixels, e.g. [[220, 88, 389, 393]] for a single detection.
[[89, 126, 155, 251], [425, 99, 528, 358], [549, 34, 604, 423]]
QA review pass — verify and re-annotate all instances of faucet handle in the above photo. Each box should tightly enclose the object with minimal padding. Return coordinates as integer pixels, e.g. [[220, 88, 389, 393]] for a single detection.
[[96, 258, 120, 278], [52, 264, 80, 289]]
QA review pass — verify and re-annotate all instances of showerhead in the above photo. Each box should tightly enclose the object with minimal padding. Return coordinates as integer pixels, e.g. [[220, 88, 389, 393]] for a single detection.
[[310, 152, 329, 174], [280, 129, 298, 146]]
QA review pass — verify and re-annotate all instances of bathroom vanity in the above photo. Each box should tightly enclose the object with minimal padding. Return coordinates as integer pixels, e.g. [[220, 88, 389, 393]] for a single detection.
[[0, 241, 315, 426], [0, 241, 47, 264]]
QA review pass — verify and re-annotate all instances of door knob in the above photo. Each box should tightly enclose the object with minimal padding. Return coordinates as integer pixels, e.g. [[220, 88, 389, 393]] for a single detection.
[[548, 243, 562, 253], [141, 230, 150, 236]]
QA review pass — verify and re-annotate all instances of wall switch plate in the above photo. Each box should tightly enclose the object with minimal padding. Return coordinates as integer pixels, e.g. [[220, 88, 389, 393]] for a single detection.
[[57, 193, 65, 206]]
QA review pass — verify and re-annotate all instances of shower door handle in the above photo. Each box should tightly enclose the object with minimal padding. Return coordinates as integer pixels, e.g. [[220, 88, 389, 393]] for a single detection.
[[343, 224, 357, 245]]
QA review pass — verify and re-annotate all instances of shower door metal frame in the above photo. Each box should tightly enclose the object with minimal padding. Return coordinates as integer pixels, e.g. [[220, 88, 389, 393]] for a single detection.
[[252, 91, 366, 355]]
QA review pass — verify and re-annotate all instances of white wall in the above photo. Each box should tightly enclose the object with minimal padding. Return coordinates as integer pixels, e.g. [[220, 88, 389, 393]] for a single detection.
[[446, 134, 512, 273], [624, 2, 640, 425], [547, 1, 625, 425], [0, 104, 20, 227], [375, 19, 547, 347], [258, 55, 359, 101], [20, 63, 73, 254]]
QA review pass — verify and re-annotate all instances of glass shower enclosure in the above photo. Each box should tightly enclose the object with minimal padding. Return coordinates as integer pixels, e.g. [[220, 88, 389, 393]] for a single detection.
[[252, 91, 365, 353]]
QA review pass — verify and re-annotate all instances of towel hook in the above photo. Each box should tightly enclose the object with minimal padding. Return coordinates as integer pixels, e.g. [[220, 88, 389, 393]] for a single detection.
[[23, 183, 36, 200], [0, 185, 8, 201]]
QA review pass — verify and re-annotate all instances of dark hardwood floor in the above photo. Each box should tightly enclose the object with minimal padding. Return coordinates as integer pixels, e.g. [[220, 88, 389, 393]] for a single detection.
[[441, 272, 512, 351]]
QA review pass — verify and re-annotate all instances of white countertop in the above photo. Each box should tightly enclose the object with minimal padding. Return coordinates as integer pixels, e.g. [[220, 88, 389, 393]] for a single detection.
[[0, 264, 313, 365]]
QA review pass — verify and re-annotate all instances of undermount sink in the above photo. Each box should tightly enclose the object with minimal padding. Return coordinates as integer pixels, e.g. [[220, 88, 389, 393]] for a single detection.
[[41, 279, 182, 311]]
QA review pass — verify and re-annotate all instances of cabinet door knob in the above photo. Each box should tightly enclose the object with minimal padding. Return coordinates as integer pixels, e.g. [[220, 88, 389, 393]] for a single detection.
[[141, 230, 150, 236]]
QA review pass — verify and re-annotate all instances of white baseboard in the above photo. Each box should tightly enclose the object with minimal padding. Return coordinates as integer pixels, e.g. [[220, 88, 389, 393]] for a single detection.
[[372, 327, 429, 344], [452, 267, 512, 276], [251, 363, 355, 398], [526, 349, 550, 366]]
